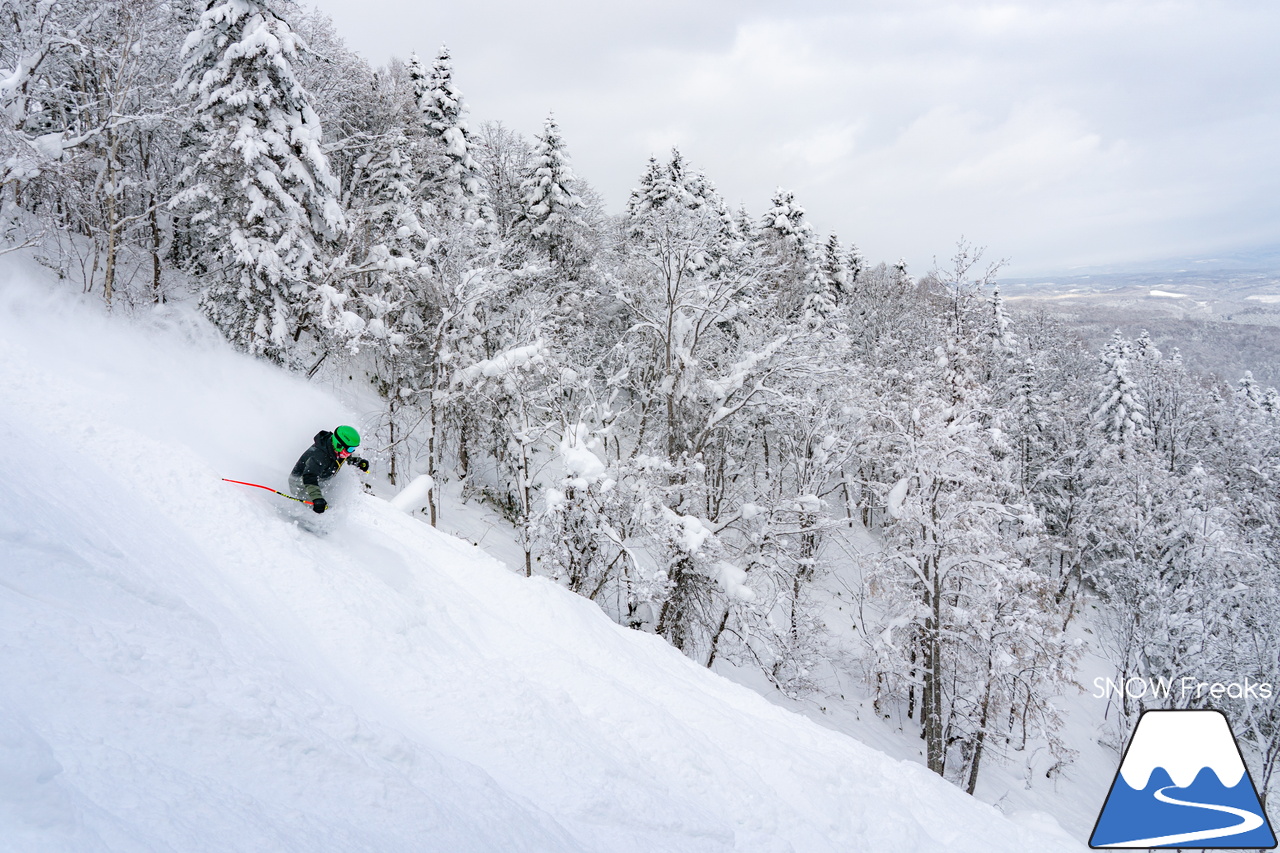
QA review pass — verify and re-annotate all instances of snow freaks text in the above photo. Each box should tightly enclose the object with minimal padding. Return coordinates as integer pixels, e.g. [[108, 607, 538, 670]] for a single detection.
[[1093, 676, 1274, 703]]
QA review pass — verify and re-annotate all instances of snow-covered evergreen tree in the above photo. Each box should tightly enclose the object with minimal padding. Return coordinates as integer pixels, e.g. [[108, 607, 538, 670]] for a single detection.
[[1134, 328, 1160, 362], [988, 285, 1016, 357], [759, 188, 814, 253], [1237, 370, 1264, 409], [1093, 331, 1148, 449], [757, 188, 820, 319], [174, 0, 346, 361], [845, 243, 865, 290], [412, 46, 488, 225], [518, 113, 586, 264], [803, 232, 846, 325], [1264, 386, 1280, 417]]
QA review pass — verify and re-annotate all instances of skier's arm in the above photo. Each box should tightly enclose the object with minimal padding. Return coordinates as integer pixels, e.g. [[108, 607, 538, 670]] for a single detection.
[[349, 456, 370, 473], [301, 458, 326, 503]]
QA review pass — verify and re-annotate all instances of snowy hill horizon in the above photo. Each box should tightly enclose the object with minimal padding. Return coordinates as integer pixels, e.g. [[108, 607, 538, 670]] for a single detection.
[[0, 264, 1086, 851]]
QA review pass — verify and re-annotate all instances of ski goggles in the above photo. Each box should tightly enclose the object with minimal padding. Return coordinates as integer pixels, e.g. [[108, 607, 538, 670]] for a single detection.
[[337, 447, 354, 458]]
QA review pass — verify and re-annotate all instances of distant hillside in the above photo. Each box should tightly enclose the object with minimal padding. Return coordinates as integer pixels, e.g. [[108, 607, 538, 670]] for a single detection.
[[999, 266, 1280, 387]]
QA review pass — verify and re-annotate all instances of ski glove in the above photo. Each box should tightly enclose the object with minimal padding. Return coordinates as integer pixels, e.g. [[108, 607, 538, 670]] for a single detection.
[[352, 457, 369, 473], [312, 497, 327, 514]]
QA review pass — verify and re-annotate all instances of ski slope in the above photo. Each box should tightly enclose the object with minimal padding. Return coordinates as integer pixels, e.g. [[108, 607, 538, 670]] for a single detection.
[[0, 266, 1087, 851]]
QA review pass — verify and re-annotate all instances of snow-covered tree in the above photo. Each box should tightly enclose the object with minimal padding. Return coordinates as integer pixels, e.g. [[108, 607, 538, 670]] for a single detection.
[[1, 0, 189, 305], [988, 285, 1016, 358], [803, 232, 846, 325], [1093, 331, 1148, 449], [1237, 371, 1264, 410], [845, 243, 864, 290], [865, 339, 1078, 789], [758, 187, 814, 253], [411, 227, 508, 525], [757, 187, 819, 318], [1130, 345, 1217, 473], [411, 46, 488, 225], [174, 0, 346, 361], [474, 120, 534, 240], [518, 113, 587, 265], [1086, 452, 1260, 746], [841, 258, 925, 371], [611, 152, 812, 656], [455, 338, 563, 575], [1264, 386, 1280, 417], [534, 420, 627, 595]]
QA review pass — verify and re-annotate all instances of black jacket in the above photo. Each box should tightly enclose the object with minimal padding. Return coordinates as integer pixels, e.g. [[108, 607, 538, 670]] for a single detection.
[[290, 430, 370, 503], [292, 430, 343, 490]]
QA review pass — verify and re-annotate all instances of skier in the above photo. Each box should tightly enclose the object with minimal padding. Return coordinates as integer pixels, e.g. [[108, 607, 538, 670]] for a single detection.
[[290, 425, 369, 514]]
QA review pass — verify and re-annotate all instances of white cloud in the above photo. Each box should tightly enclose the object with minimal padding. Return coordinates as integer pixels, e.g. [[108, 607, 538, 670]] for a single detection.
[[305, 0, 1280, 274], [780, 125, 861, 169]]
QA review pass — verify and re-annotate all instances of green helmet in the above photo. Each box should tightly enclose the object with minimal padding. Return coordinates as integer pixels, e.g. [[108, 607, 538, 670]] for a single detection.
[[332, 425, 361, 453]]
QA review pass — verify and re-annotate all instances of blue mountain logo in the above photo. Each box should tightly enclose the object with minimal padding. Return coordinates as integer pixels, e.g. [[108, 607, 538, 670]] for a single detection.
[[1091, 709, 1276, 848]]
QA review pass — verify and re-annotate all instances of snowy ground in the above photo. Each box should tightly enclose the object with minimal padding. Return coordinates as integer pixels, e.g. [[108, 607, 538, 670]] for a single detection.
[[0, 262, 1087, 851], [431, 412, 1124, 843], [438, 455, 1126, 843]]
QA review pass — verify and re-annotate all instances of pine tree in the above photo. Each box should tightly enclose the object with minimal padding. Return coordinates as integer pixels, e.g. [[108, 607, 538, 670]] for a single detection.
[[1237, 371, 1264, 409], [1093, 331, 1148, 448], [989, 285, 1016, 356], [845, 244, 865, 290], [626, 148, 697, 217], [757, 188, 820, 320], [175, 0, 346, 361], [412, 46, 488, 224], [518, 113, 586, 264], [626, 156, 667, 219], [1264, 386, 1280, 417], [1134, 329, 1161, 362], [802, 232, 846, 325], [417, 47, 462, 138], [759, 188, 814, 251]]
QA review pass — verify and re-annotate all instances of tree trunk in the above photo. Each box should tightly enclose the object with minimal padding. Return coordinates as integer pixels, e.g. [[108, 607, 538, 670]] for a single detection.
[[149, 197, 163, 303], [387, 400, 399, 487], [705, 606, 731, 669], [102, 129, 123, 310], [427, 395, 439, 527], [520, 441, 533, 578], [966, 668, 995, 795], [923, 553, 945, 776]]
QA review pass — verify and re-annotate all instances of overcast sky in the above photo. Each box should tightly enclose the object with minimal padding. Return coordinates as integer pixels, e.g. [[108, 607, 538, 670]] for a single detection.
[[303, 0, 1279, 277]]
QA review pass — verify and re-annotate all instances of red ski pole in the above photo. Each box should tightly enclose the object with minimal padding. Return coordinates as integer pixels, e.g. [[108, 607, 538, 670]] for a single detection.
[[222, 478, 313, 506]]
